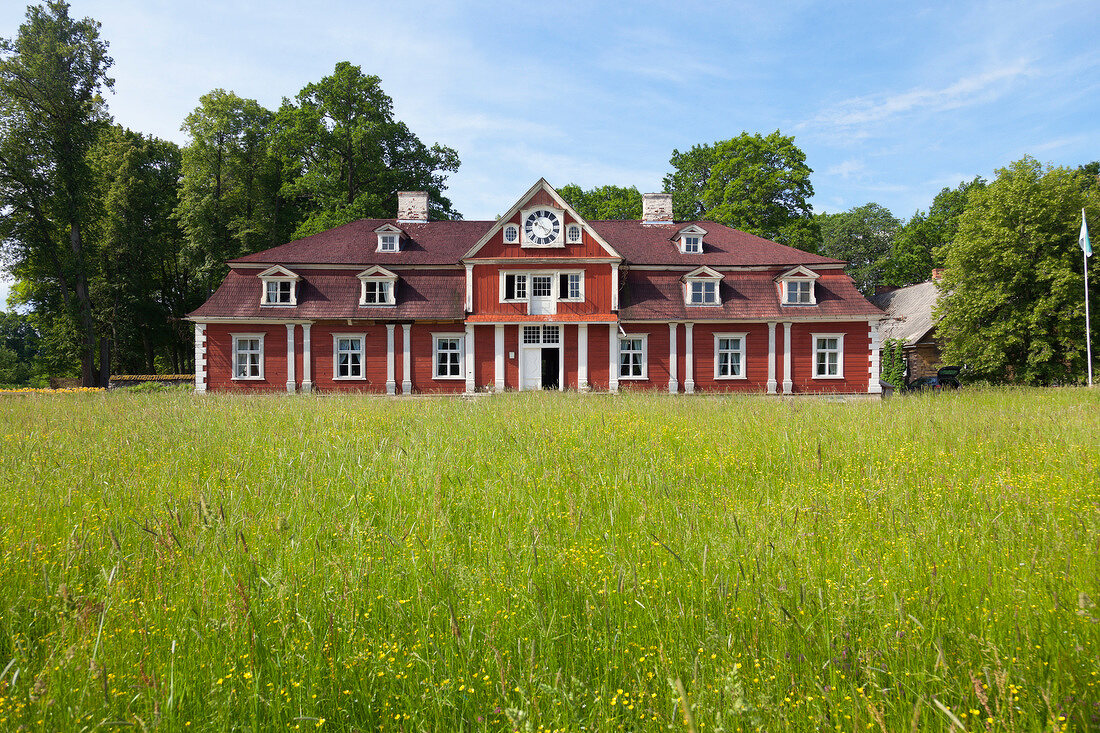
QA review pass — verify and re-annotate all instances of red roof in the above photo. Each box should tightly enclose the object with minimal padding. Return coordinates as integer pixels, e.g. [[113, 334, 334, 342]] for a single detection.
[[620, 270, 883, 321], [189, 268, 464, 320]]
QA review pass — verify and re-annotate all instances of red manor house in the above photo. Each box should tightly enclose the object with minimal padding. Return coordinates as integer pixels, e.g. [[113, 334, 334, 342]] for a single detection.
[[188, 180, 885, 395]]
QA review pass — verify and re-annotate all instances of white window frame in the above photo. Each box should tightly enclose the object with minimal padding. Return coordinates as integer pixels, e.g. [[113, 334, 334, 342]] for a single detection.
[[432, 332, 465, 380], [566, 224, 582, 244], [375, 225, 404, 253], [378, 233, 398, 252], [783, 279, 815, 305], [713, 332, 748, 380], [530, 273, 554, 299], [360, 278, 396, 306], [231, 333, 265, 381], [560, 271, 584, 301], [681, 235, 702, 253], [332, 333, 366, 380], [812, 333, 845, 379], [500, 271, 530, 303], [686, 278, 720, 306], [503, 224, 519, 244], [260, 279, 296, 306], [618, 334, 648, 380]]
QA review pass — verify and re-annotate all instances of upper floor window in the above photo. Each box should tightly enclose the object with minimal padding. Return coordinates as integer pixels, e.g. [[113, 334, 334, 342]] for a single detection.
[[357, 266, 397, 306], [812, 333, 844, 379], [375, 224, 404, 252], [683, 235, 702, 253], [560, 272, 583, 301], [676, 225, 707, 254], [682, 266, 723, 306], [566, 224, 582, 243], [503, 273, 528, 301], [503, 224, 519, 244], [232, 334, 264, 380], [258, 265, 300, 306], [776, 266, 820, 306], [501, 271, 583, 303]]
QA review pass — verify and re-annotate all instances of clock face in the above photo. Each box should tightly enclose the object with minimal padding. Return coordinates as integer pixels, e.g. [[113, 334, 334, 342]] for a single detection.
[[523, 209, 561, 245]]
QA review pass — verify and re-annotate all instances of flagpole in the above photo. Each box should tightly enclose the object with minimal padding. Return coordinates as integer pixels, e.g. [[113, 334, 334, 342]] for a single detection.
[[1086, 244, 1093, 387]]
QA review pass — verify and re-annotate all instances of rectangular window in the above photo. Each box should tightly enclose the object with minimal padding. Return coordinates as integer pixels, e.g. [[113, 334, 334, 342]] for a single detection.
[[233, 335, 263, 379], [813, 334, 844, 378], [542, 325, 559, 344], [689, 280, 717, 304], [714, 335, 746, 379], [434, 336, 463, 379], [619, 336, 646, 379], [504, 273, 528, 301], [558, 273, 582, 300], [683, 235, 701, 253], [531, 275, 553, 297], [786, 281, 812, 304], [522, 325, 541, 344], [379, 234, 397, 252], [362, 280, 391, 304], [265, 280, 293, 304], [334, 336, 364, 379]]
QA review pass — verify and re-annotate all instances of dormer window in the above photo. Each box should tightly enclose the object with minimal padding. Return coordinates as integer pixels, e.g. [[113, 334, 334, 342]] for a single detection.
[[566, 224, 582, 243], [776, 266, 820, 306], [676, 225, 708, 254], [682, 266, 723, 306], [257, 265, 300, 306], [357, 266, 398, 306], [375, 224, 404, 253], [503, 224, 519, 244]]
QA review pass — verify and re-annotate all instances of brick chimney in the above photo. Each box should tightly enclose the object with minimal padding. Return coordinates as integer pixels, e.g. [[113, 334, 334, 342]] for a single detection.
[[931, 268, 945, 281], [642, 193, 673, 224], [397, 191, 428, 223]]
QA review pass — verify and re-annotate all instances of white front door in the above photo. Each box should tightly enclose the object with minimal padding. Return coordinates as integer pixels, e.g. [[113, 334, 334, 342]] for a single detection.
[[521, 347, 542, 390], [529, 274, 556, 315]]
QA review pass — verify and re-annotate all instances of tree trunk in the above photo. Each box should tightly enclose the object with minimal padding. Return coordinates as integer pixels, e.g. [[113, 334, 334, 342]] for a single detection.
[[69, 222, 100, 388]]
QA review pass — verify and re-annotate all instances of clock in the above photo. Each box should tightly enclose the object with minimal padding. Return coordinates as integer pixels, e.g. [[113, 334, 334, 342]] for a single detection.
[[524, 209, 561, 245]]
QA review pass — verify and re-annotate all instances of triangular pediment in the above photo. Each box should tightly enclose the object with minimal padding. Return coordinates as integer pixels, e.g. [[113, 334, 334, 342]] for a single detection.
[[257, 265, 300, 280], [463, 178, 622, 260], [776, 265, 820, 281], [357, 265, 397, 280], [373, 223, 405, 235], [674, 224, 708, 239], [682, 265, 723, 281]]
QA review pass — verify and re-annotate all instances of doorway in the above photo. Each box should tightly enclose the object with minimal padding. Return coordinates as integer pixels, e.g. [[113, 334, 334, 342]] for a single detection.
[[540, 348, 559, 390]]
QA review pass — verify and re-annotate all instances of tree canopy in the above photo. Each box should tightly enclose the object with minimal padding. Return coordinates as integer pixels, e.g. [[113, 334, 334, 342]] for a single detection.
[[817, 203, 901, 295], [936, 157, 1099, 384], [557, 184, 642, 220]]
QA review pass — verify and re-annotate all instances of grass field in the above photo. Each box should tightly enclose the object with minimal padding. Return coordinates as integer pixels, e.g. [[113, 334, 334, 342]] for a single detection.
[[0, 389, 1097, 731]]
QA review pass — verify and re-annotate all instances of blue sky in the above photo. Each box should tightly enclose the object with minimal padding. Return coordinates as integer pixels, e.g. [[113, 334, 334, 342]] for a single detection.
[[2, 0, 1098, 301]]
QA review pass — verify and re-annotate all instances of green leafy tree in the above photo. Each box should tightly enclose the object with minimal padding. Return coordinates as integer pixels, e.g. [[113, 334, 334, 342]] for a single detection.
[[0, 0, 113, 386], [176, 90, 284, 295], [276, 62, 461, 237], [557, 183, 642, 220], [663, 144, 715, 221], [817, 203, 901, 295], [936, 157, 1100, 384]]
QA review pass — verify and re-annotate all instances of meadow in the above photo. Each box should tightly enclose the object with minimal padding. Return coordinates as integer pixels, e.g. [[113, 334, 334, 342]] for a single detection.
[[0, 388, 1096, 732]]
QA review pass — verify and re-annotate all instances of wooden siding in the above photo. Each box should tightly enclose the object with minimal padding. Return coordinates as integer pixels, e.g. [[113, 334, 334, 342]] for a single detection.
[[690, 323, 770, 392], [472, 194, 613, 260], [206, 323, 287, 392], [471, 262, 614, 316], [789, 321, 871, 393]]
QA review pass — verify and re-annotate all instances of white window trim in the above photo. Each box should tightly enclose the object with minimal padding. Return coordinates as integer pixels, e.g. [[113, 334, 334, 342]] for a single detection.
[[332, 333, 366, 380], [781, 279, 817, 305], [565, 223, 582, 244], [559, 270, 585, 302], [231, 333, 265, 381], [618, 333, 649, 380], [686, 278, 721, 306], [681, 235, 703, 253], [499, 271, 530, 303], [359, 278, 397, 306], [375, 225, 404, 253], [499, 270, 584, 303], [812, 332, 845, 379], [519, 206, 566, 248], [260, 278, 297, 306], [432, 332, 465, 380], [502, 224, 520, 245], [676, 225, 708, 254], [713, 332, 748, 380]]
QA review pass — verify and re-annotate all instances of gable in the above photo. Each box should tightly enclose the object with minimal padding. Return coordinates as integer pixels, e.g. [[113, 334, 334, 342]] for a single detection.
[[682, 265, 723, 281], [776, 265, 820, 281], [464, 179, 622, 261], [257, 265, 300, 280]]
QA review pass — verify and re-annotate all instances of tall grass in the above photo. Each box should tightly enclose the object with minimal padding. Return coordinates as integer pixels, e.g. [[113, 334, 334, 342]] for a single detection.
[[0, 388, 1096, 731]]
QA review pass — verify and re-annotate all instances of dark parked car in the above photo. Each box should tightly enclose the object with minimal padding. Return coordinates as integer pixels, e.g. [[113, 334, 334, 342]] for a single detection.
[[905, 366, 961, 391]]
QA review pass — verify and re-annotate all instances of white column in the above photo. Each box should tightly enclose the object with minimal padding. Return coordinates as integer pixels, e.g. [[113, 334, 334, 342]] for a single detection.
[[766, 322, 777, 394], [608, 324, 619, 393], [868, 320, 883, 394], [464, 263, 474, 313], [385, 324, 396, 395], [611, 264, 620, 311], [684, 322, 695, 394], [782, 321, 793, 394], [668, 322, 678, 393], [494, 324, 505, 392], [464, 324, 476, 393], [285, 323, 296, 393], [194, 323, 207, 393], [402, 324, 412, 395], [577, 323, 589, 391], [301, 323, 312, 392]]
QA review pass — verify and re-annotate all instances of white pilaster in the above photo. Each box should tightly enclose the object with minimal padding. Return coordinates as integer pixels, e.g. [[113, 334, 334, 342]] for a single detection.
[[611, 264, 620, 311], [194, 323, 207, 393], [464, 324, 476, 393], [608, 324, 619, 393], [402, 324, 412, 395], [577, 323, 589, 391], [385, 324, 396, 395], [464, 263, 474, 313], [301, 323, 312, 392], [868, 320, 883, 394], [684, 322, 695, 394], [782, 321, 793, 394], [668, 322, 678, 393], [285, 324, 296, 393], [494, 324, 505, 392], [766, 322, 777, 394]]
